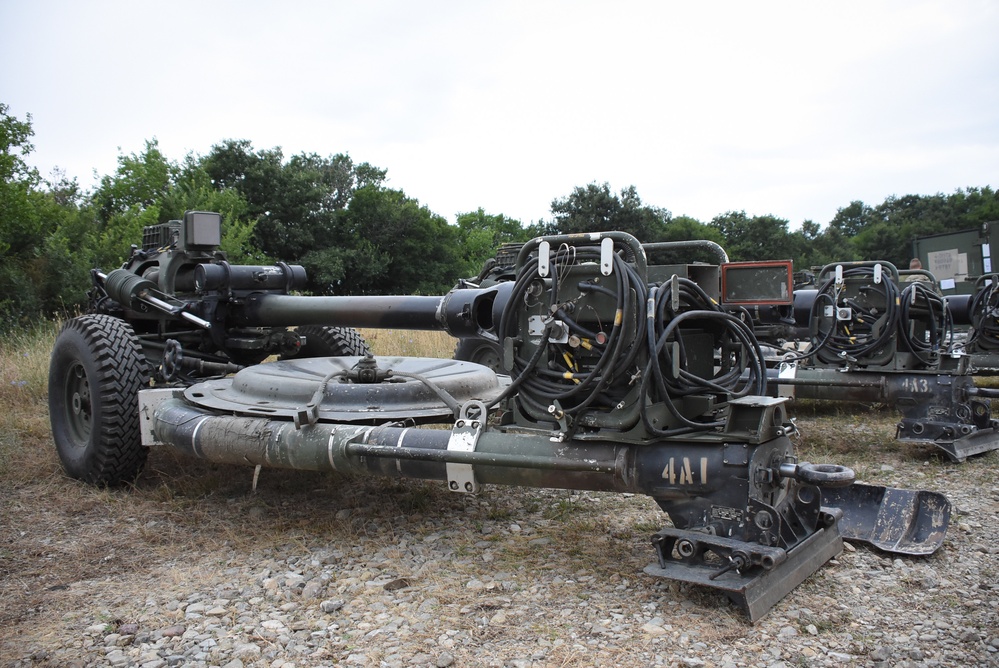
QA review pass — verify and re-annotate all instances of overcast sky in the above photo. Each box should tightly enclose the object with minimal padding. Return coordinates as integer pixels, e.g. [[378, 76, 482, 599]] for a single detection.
[[2, 1, 997, 228]]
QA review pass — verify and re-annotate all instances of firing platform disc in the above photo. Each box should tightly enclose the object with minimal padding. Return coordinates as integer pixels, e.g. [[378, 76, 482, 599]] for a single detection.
[[184, 356, 504, 423]]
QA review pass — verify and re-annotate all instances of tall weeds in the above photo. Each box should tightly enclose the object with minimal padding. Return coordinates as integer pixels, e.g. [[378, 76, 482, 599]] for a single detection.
[[0, 320, 61, 478]]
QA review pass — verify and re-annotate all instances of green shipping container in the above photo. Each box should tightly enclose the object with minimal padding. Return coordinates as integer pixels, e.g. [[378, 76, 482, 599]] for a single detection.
[[912, 222, 999, 295]]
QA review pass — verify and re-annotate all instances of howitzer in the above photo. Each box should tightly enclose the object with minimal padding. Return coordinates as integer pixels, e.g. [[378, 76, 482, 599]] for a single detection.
[[752, 261, 999, 461], [49, 212, 949, 621]]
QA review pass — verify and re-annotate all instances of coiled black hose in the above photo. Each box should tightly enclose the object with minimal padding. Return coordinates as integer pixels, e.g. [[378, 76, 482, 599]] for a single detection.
[[966, 275, 999, 351], [493, 243, 647, 432], [808, 266, 901, 364], [898, 281, 951, 364], [640, 277, 767, 436]]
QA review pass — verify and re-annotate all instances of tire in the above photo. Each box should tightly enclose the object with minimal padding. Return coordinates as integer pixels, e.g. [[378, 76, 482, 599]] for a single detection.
[[453, 337, 504, 373], [283, 325, 371, 359], [48, 315, 150, 486]]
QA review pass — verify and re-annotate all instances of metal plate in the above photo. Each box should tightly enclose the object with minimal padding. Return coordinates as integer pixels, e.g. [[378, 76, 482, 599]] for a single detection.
[[184, 356, 504, 423], [821, 483, 951, 555], [645, 527, 843, 623]]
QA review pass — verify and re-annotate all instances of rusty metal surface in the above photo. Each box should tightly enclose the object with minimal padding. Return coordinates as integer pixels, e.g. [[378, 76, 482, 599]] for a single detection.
[[821, 483, 951, 555]]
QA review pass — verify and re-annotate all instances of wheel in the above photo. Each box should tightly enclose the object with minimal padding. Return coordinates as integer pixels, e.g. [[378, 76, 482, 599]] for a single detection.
[[282, 325, 371, 359], [48, 315, 150, 485], [454, 337, 503, 373]]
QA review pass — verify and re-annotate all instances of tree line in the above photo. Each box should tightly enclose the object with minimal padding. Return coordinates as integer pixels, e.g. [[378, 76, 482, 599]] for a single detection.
[[2, 102, 997, 329]]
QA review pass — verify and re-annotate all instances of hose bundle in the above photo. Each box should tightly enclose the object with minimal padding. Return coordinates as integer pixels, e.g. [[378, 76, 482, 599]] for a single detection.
[[493, 239, 769, 439], [494, 243, 648, 429], [898, 280, 951, 364], [808, 266, 901, 365], [967, 275, 999, 351], [641, 277, 767, 436]]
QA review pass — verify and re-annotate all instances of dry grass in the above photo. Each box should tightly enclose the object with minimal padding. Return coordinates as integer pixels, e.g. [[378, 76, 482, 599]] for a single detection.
[[0, 320, 62, 480], [787, 397, 955, 485], [359, 328, 457, 359]]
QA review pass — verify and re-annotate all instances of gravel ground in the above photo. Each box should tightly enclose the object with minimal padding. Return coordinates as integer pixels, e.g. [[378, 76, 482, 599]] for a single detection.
[[2, 427, 997, 668]]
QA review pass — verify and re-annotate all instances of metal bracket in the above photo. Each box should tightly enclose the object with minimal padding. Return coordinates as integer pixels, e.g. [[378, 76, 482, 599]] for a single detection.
[[645, 520, 843, 623], [600, 237, 614, 276], [138, 388, 184, 446], [538, 241, 550, 277], [446, 401, 486, 493], [777, 361, 797, 399]]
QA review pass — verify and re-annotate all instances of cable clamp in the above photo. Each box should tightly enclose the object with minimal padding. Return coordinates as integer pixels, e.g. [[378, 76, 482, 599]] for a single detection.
[[446, 401, 486, 494]]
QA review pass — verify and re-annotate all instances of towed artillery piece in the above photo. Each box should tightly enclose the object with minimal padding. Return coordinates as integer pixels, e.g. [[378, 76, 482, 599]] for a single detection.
[[747, 261, 999, 461], [49, 211, 950, 621]]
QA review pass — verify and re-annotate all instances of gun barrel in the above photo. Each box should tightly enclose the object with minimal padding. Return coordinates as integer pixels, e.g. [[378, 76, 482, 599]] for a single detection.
[[240, 283, 512, 339], [243, 293, 446, 330]]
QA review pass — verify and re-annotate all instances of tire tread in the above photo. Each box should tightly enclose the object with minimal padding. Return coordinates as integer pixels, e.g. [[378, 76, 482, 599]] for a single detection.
[[50, 315, 149, 485]]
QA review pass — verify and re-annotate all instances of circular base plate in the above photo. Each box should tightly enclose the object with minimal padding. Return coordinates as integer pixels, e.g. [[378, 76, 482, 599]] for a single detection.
[[184, 356, 503, 423]]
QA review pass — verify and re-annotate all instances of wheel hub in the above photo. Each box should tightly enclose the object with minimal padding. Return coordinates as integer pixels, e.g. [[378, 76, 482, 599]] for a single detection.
[[66, 363, 92, 443]]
